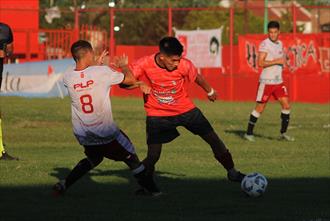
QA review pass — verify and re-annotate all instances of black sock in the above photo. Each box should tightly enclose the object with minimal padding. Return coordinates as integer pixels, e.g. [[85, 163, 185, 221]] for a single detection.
[[280, 113, 290, 134], [134, 168, 160, 193], [247, 114, 258, 135], [65, 158, 101, 189]]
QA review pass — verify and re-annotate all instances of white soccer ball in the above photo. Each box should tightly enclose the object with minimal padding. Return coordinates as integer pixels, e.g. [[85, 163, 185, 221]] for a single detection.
[[241, 172, 268, 197]]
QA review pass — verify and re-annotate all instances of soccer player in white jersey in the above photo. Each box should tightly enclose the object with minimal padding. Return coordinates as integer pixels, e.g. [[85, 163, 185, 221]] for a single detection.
[[244, 21, 294, 142], [52, 40, 161, 196]]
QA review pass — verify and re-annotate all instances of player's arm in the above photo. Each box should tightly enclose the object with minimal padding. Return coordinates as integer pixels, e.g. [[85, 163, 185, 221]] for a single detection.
[[119, 81, 151, 94], [0, 43, 13, 58], [258, 51, 285, 68], [195, 73, 217, 102], [112, 54, 136, 86]]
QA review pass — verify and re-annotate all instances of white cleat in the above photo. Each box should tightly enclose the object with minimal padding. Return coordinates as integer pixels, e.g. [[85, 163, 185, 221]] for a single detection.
[[244, 134, 255, 142], [279, 133, 295, 142]]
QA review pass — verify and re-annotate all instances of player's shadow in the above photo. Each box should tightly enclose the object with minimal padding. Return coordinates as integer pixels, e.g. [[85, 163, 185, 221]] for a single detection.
[[224, 129, 278, 140], [1, 167, 329, 221], [49, 166, 187, 192]]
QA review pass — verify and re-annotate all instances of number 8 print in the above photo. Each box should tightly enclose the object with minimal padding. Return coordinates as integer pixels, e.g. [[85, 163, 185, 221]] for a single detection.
[[80, 94, 94, 114]]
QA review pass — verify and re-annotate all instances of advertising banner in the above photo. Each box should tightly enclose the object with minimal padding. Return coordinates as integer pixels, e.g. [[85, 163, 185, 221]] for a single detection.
[[1, 58, 74, 97], [239, 33, 330, 75], [175, 27, 223, 68]]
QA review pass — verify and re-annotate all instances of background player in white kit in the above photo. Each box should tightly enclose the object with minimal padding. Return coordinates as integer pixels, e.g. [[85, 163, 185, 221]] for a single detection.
[[244, 21, 294, 142], [52, 40, 161, 196]]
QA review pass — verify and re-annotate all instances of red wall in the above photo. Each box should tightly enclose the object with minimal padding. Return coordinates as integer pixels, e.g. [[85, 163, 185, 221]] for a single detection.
[[0, 0, 39, 56], [113, 44, 329, 103]]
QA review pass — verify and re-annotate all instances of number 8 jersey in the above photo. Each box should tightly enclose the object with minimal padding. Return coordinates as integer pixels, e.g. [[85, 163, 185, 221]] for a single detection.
[[63, 65, 124, 146]]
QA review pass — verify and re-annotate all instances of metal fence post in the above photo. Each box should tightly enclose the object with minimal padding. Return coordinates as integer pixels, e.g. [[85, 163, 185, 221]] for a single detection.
[[109, 7, 115, 59], [292, 3, 297, 102], [74, 9, 79, 42], [229, 6, 234, 100], [168, 5, 173, 36]]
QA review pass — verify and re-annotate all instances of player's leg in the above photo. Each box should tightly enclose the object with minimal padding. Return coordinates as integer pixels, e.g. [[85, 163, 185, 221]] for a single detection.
[[124, 153, 161, 196], [200, 131, 245, 182], [53, 147, 104, 196], [182, 108, 245, 182], [0, 115, 5, 155], [244, 83, 270, 141], [244, 102, 266, 141], [142, 116, 178, 176], [278, 96, 294, 141], [106, 130, 161, 195], [0, 63, 18, 160], [0, 114, 18, 160], [274, 84, 294, 141]]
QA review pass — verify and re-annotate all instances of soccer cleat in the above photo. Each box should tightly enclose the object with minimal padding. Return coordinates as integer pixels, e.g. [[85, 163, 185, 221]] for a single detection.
[[244, 134, 255, 142], [52, 180, 66, 196], [279, 133, 295, 142], [227, 171, 246, 183], [134, 171, 162, 197], [0, 151, 19, 161], [134, 188, 163, 197]]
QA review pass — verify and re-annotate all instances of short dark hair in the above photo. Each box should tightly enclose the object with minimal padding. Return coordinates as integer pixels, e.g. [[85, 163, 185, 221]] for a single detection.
[[268, 21, 280, 30], [159, 37, 183, 56], [71, 40, 93, 61]]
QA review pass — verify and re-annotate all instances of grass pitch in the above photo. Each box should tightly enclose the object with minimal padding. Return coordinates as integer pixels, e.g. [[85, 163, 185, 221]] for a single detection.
[[0, 96, 329, 221]]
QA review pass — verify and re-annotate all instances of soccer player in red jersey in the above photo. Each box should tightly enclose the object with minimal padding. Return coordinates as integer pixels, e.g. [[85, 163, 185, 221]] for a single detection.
[[129, 37, 245, 193], [244, 21, 294, 142]]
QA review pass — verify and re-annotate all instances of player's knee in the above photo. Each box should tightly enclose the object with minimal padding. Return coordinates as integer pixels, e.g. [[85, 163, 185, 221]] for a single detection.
[[282, 104, 290, 110]]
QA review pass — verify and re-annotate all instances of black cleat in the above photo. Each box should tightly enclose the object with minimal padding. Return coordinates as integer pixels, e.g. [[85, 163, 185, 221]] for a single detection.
[[134, 170, 162, 196], [227, 171, 246, 183], [52, 181, 66, 196], [134, 188, 162, 197], [0, 151, 19, 161]]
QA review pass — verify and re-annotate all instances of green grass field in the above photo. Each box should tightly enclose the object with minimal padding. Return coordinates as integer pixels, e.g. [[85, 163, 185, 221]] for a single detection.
[[0, 96, 329, 221]]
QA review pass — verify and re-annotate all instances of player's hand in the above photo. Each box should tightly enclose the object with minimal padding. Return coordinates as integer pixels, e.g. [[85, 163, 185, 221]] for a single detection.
[[96, 50, 108, 65], [112, 54, 128, 69], [207, 90, 217, 102], [139, 82, 151, 94]]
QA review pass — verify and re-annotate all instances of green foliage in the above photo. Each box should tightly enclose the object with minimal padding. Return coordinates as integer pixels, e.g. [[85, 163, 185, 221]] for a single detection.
[[179, 9, 264, 44]]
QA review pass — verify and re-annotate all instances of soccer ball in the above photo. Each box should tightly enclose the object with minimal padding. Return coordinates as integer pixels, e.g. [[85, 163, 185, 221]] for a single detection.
[[241, 172, 268, 197]]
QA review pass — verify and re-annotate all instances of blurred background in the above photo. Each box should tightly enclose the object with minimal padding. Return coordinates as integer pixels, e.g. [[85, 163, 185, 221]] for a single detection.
[[0, 0, 329, 102]]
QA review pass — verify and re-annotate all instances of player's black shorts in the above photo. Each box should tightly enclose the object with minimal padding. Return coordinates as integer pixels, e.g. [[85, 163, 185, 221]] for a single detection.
[[83, 130, 135, 162], [146, 107, 214, 144]]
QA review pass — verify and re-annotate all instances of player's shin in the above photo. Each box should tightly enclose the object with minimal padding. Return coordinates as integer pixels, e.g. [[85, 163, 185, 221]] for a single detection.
[[0, 118, 5, 155], [64, 157, 102, 189], [215, 149, 234, 171], [280, 110, 290, 134], [133, 163, 161, 195], [247, 110, 260, 135]]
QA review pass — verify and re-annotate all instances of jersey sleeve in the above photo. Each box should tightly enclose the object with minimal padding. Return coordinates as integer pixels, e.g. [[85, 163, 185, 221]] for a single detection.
[[259, 40, 268, 53], [129, 57, 146, 80], [182, 59, 198, 82], [103, 66, 125, 85]]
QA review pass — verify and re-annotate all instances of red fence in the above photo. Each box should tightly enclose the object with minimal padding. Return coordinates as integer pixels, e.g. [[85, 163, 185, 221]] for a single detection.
[[1, 4, 329, 103], [110, 42, 329, 104]]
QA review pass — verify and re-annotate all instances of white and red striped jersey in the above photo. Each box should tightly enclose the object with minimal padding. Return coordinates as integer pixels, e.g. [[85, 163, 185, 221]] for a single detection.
[[63, 65, 124, 146], [259, 38, 284, 85]]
